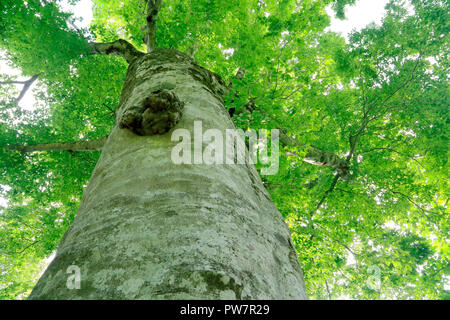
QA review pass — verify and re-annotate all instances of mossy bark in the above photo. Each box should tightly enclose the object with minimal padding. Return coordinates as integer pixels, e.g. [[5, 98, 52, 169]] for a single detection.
[[28, 49, 308, 300]]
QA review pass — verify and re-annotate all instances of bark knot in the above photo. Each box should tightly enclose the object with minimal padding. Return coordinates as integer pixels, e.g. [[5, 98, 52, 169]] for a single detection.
[[119, 89, 184, 135]]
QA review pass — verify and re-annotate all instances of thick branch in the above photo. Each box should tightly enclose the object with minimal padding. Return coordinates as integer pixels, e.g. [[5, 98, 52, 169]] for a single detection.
[[143, 0, 163, 52], [10, 136, 107, 153], [280, 131, 349, 175], [0, 80, 30, 85], [16, 74, 38, 103], [0, 74, 39, 103], [89, 40, 144, 63]]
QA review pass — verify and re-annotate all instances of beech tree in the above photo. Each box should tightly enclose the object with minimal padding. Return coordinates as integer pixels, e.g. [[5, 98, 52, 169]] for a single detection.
[[0, 0, 448, 299]]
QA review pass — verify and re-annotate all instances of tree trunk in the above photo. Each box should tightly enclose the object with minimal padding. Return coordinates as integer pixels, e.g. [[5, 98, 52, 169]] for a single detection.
[[28, 49, 308, 300]]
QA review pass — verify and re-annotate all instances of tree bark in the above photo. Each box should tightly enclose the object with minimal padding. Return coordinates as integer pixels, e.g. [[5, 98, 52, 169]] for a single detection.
[[89, 40, 144, 63], [28, 49, 308, 299], [143, 0, 162, 53]]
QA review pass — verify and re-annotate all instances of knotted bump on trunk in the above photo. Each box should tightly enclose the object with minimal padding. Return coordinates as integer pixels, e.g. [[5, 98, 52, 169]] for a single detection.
[[119, 89, 184, 135]]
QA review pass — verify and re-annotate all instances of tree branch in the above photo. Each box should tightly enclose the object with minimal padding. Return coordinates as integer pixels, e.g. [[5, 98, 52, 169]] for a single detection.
[[143, 0, 163, 52], [325, 280, 332, 300], [226, 72, 349, 174], [0, 74, 39, 103], [0, 80, 30, 85], [388, 190, 435, 222], [310, 174, 340, 216], [361, 147, 424, 168], [9, 136, 107, 153], [364, 55, 422, 125], [3, 239, 42, 256], [281, 132, 349, 175], [89, 40, 144, 63]]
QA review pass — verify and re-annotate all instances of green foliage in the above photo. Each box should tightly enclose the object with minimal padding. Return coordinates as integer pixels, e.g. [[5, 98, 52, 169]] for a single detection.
[[0, 0, 448, 299]]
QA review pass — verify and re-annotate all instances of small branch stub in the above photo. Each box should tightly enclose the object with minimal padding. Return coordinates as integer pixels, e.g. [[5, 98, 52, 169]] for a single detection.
[[119, 89, 184, 135]]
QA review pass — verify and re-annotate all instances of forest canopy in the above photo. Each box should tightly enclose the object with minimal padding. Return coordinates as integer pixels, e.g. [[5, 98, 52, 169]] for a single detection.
[[0, 0, 448, 299]]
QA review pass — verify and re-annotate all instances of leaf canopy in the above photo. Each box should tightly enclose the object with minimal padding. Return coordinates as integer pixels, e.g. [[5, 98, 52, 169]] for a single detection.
[[0, 0, 448, 299]]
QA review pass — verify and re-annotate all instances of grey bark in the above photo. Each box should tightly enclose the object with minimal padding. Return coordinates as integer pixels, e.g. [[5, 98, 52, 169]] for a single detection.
[[143, 0, 163, 52], [89, 40, 144, 63], [28, 49, 308, 300]]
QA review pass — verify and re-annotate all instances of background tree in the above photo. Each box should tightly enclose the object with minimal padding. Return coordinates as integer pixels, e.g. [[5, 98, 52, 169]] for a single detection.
[[0, 0, 448, 299]]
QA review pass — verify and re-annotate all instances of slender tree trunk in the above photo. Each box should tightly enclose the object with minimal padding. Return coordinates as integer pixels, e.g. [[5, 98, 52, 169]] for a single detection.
[[28, 49, 308, 299]]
